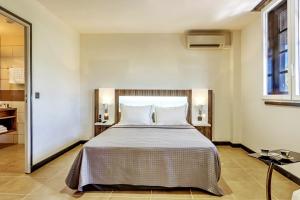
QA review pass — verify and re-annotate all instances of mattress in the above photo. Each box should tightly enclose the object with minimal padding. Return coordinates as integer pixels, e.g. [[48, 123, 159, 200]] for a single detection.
[[65, 124, 223, 196]]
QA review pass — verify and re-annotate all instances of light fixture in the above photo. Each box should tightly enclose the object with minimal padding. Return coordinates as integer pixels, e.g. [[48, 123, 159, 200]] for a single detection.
[[99, 88, 115, 122], [195, 96, 205, 122], [197, 104, 204, 121], [103, 104, 109, 121]]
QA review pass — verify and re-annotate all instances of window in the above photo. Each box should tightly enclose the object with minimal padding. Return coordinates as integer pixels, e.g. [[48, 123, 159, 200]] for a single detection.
[[295, 0, 300, 98], [263, 0, 300, 101], [264, 0, 289, 97]]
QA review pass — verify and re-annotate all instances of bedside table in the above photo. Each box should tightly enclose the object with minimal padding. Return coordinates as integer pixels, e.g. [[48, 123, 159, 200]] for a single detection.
[[94, 121, 114, 136], [192, 122, 212, 140]]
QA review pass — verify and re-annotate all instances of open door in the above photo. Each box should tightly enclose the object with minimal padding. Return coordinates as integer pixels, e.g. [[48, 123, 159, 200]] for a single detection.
[[0, 7, 32, 173]]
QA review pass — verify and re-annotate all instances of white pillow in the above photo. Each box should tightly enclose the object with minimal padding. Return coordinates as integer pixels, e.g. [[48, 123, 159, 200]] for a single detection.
[[119, 104, 153, 125], [155, 105, 188, 125]]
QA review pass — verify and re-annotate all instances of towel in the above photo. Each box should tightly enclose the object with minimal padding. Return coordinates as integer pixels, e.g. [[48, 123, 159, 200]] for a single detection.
[[0, 129, 8, 133], [9, 67, 25, 84], [0, 125, 8, 132]]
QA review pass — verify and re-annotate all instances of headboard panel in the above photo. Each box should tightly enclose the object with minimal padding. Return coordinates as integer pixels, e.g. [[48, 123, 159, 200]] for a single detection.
[[115, 89, 192, 123]]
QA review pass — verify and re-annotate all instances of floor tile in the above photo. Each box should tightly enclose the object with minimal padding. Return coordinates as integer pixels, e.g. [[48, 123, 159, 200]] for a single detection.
[[0, 176, 46, 195], [151, 190, 192, 199], [226, 180, 266, 199], [271, 180, 300, 200], [80, 191, 112, 197], [111, 190, 150, 198], [0, 194, 25, 200], [234, 157, 266, 169], [221, 168, 256, 182], [110, 198, 149, 200]]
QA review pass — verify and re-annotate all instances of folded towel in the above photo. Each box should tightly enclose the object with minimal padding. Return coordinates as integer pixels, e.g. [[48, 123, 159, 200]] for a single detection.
[[0, 129, 8, 133]]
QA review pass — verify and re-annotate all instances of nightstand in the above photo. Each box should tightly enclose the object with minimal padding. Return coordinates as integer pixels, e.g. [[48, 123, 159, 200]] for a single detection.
[[192, 122, 212, 140], [94, 121, 114, 136]]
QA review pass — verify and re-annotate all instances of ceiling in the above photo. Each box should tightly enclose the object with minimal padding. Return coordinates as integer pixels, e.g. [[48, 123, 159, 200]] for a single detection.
[[37, 0, 260, 33], [0, 14, 24, 36]]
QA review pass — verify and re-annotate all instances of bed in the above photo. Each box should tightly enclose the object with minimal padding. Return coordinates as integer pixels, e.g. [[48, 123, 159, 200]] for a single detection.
[[65, 89, 223, 196]]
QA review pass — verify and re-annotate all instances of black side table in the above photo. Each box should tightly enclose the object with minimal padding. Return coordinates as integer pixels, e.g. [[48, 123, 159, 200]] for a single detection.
[[249, 150, 300, 200]]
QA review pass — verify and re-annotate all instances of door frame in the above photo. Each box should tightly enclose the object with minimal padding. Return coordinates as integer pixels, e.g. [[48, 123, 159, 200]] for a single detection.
[[0, 6, 33, 173]]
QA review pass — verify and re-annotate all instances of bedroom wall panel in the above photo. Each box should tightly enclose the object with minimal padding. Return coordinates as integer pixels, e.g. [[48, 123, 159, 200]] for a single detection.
[[0, 0, 81, 164], [80, 34, 234, 141], [229, 31, 243, 143]]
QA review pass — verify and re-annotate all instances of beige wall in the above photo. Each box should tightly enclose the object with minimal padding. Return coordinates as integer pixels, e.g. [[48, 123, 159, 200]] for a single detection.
[[80, 33, 240, 141], [229, 31, 242, 143], [241, 16, 300, 153], [0, 0, 81, 164]]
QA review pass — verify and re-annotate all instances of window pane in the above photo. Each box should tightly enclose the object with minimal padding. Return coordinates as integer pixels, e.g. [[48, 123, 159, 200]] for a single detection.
[[268, 56, 273, 74], [279, 52, 288, 72], [279, 73, 288, 93], [279, 9, 287, 31], [266, 0, 288, 95], [268, 76, 273, 94], [279, 31, 288, 51]]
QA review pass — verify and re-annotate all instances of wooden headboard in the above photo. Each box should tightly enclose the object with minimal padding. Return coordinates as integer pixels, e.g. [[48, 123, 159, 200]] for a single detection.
[[94, 89, 213, 128]]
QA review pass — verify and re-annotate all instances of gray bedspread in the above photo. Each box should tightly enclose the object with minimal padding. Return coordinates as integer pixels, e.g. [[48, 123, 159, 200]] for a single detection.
[[65, 124, 223, 196]]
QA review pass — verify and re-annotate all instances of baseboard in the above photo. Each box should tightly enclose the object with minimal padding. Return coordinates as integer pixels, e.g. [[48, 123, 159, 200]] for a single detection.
[[80, 140, 88, 144], [213, 141, 255, 153], [31, 140, 84, 172], [212, 141, 232, 146], [239, 144, 255, 153]]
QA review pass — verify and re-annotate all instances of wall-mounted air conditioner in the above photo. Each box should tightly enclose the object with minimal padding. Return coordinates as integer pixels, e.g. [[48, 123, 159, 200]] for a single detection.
[[186, 30, 231, 49]]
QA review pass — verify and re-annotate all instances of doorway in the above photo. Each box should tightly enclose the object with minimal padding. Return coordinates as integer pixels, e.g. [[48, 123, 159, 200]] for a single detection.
[[0, 7, 32, 173]]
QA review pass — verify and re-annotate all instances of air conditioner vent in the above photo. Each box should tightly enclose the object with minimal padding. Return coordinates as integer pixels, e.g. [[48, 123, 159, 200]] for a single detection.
[[186, 30, 231, 49], [190, 44, 221, 48]]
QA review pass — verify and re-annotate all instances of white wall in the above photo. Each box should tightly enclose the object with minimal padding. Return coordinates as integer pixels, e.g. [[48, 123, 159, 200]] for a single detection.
[[0, 0, 81, 164], [241, 16, 300, 153], [230, 31, 242, 143], [80, 34, 235, 141]]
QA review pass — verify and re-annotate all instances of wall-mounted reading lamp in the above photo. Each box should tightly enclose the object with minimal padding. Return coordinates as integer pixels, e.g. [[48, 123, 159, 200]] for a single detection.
[[195, 97, 205, 122], [103, 103, 109, 120], [98, 88, 115, 122]]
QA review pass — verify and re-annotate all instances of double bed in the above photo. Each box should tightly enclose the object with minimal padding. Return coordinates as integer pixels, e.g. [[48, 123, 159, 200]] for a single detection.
[[65, 89, 223, 196]]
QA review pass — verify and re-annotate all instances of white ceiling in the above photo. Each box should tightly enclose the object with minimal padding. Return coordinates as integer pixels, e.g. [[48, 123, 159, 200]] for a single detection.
[[0, 14, 24, 36], [37, 0, 260, 33]]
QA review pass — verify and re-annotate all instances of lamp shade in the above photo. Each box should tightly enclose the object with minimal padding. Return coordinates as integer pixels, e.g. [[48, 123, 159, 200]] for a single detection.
[[195, 97, 205, 106], [99, 88, 114, 105]]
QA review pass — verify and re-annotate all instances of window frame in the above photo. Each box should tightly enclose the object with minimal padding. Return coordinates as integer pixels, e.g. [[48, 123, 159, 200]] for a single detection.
[[262, 0, 292, 100], [292, 0, 300, 100]]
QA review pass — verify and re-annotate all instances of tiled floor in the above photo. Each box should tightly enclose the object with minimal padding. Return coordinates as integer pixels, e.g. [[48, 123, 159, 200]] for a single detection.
[[0, 144, 299, 200]]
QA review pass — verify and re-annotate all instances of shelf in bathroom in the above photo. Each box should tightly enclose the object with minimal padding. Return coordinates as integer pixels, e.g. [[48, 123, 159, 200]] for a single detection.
[[0, 130, 16, 135], [0, 116, 16, 120]]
